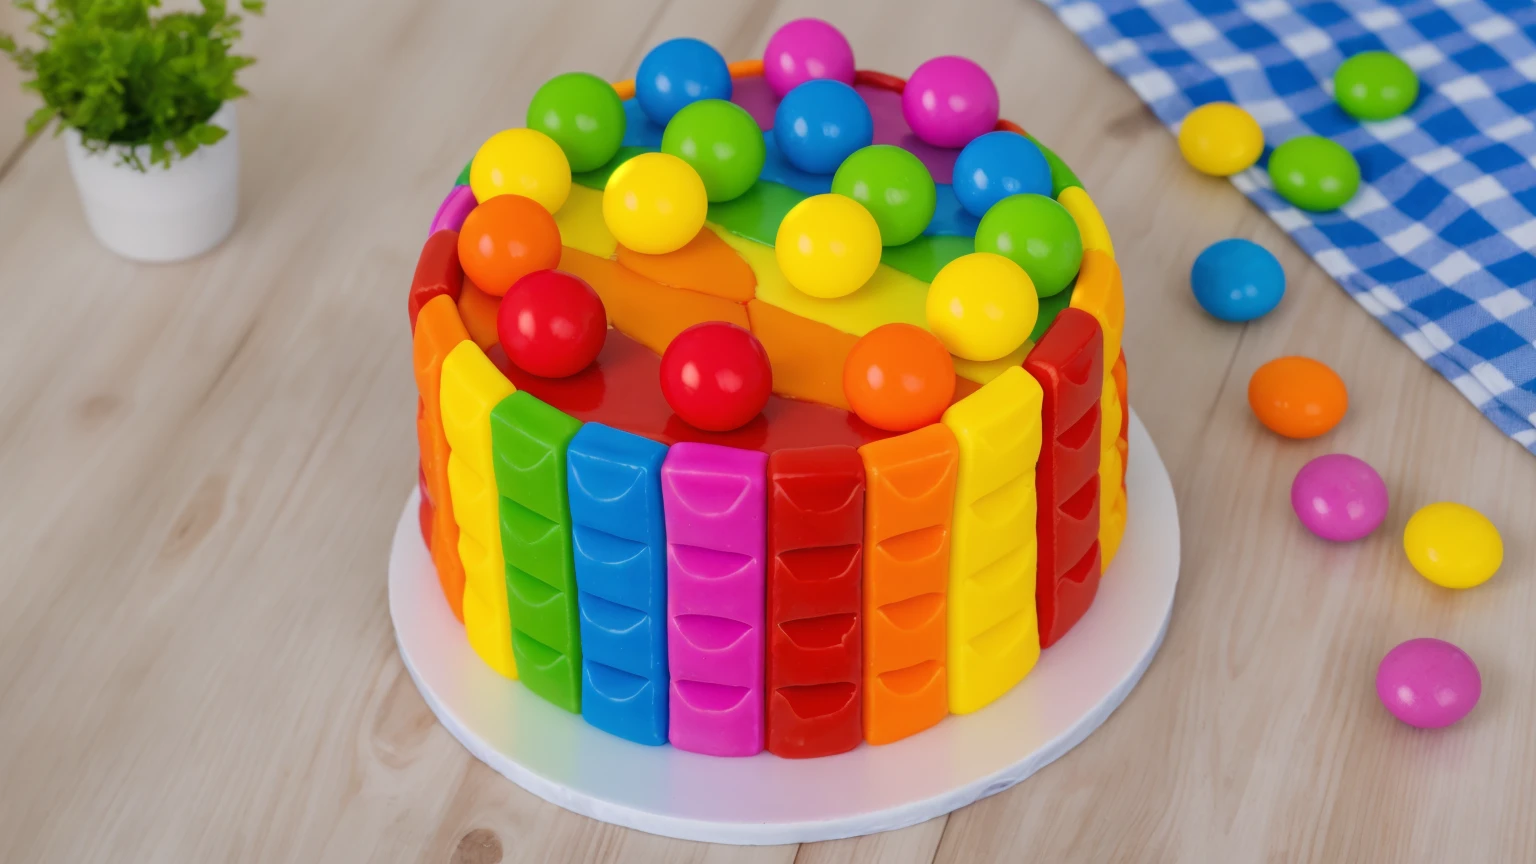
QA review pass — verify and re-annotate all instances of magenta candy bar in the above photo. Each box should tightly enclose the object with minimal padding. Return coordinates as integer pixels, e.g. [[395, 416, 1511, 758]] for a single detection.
[[429, 185, 477, 236], [662, 442, 768, 757]]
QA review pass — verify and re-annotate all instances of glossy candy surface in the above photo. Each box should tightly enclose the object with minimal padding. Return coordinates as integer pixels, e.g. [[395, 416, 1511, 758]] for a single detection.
[[901, 56, 999, 148], [773, 79, 874, 174], [1177, 102, 1264, 176], [456, 195, 563, 296], [831, 145, 937, 247], [1268, 136, 1360, 212], [952, 132, 1051, 218], [469, 129, 572, 214], [1376, 638, 1481, 729], [926, 252, 1038, 362], [775, 193, 883, 298], [635, 38, 733, 125], [1403, 502, 1503, 589], [496, 270, 607, 378], [602, 152, 708, 254], [1191, 238, 1286, 322], [660, 322, 773, 432], [660, 99, 766, 202], [1290, 454, 1388, 542], [1334, 51, 1418, 121], [1248, 356, 1348, 438], [526, 72, 627, 173], [763, 18, 856, 97], [842, 323, 956, 432], [975, 193, 1083, 298]]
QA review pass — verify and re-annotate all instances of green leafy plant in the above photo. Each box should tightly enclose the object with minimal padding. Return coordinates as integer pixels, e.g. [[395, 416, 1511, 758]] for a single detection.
[[0, 0, 264, 171]]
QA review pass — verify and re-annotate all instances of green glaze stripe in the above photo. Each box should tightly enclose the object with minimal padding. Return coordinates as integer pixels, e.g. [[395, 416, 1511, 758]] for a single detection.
[[456, 158, 472, 187], [706, 179, 808, 248], [572, 145, 654, 190], [881, 234, 974, 283], [1028, 136, 1082, 197]]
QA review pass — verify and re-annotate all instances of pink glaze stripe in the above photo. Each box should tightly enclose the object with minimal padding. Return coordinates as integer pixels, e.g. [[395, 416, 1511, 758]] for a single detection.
[[429, 185, 477, 236], [662, 442, 768, 757]]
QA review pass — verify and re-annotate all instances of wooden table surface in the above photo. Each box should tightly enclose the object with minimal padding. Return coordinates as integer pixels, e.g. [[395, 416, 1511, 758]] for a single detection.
[[3, 1, 1533, 861]]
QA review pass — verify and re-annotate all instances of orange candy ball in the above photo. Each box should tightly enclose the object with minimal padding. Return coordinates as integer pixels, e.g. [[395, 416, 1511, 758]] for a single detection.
[[843, 323, 956, 432], [456, 194, 562, 296], [1248, 356, 1348, 438]]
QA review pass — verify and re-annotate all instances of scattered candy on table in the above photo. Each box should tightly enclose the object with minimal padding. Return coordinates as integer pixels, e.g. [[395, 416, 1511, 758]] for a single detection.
[[659, 321, 773, 432], [1290, 454, 1388, 542], [661, 98, 766, 202], [1267, 135, 1360, 212], [901, 55, 999, 148], [634, 37, 733, 125], [602, 152, 708, 254], [775, 192, 882, 298], [1177, 102, 1264, 177], [1248, 356, 1348, 439], [1376, 638, 1481, 729], [1333, 51, 1419, 122], [456, 194, 563, 296], [469, 128, 572, 214], [773, 79, 874, 174], [952, 131, 1053, 218], [831, 144, 936, 246], [497, 269, 607, 379], [1191, 237, 1286, 322], [1403, 502, 1503, 590], [926, 252, 1039, 362], [526, 72, 627, 173], [762, 17, 855, 97], [843, 323, 956, 432], [974, 193, 1083, 298]]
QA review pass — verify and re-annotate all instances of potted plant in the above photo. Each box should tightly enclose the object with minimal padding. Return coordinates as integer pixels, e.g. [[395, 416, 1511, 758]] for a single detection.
[[1, 0, 264, 262]]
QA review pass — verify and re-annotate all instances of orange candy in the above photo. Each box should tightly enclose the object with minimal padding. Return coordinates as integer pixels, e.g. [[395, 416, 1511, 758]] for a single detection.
[[1248, 356, 1347, 438], [843, 323, 956, 432], [456, 194, 562, 296]]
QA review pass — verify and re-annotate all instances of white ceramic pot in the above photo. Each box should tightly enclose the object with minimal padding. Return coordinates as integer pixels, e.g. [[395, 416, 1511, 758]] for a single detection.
[[63, 102, 241, 263]]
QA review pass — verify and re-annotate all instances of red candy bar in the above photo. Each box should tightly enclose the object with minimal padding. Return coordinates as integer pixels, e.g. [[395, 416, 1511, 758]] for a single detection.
[[408, 230, 464, 329]]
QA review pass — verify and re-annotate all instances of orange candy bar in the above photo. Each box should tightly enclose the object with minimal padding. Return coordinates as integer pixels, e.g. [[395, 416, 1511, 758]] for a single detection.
[[1112, 351, 1128, 489], [859, 424, 958, 745], [557, 247, 750, 356], [616, 227, 757, 303], [457, 277, 501, 351], [413, 294, 471, 619]]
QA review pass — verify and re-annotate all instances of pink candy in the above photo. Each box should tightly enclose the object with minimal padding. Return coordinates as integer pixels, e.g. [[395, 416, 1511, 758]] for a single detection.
[[1376, 638, 1481, 729], [901, 55, 999, 149], [1290, 453, 1389, 541], [429, 184, 477, 235], [763, 18, 856, 98]]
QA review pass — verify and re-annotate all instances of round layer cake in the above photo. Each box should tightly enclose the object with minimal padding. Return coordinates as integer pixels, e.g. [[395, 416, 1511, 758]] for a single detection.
[[408, 21, 1129, 759]]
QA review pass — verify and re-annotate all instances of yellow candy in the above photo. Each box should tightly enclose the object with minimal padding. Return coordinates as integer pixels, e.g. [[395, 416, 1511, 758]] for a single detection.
[[925, 252, 1039, 362], [603, 152, 708, 255], [775, 193, 883, 299], [1403, 502, 1503, 590], [470, 128, 572, 214], [1178, 103, 1264, 177]]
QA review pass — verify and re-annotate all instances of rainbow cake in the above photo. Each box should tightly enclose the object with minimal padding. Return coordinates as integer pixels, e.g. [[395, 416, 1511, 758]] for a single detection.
[[408, 20, 1128, 759]]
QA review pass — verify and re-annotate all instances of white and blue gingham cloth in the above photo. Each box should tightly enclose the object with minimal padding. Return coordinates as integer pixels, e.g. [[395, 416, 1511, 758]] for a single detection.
[[1041, 0, 1536, 454]]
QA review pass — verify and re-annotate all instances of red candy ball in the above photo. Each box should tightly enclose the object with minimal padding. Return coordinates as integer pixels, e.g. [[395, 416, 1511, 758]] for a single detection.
[[660, 322, 772, 432], [496, 269, 607, 378]]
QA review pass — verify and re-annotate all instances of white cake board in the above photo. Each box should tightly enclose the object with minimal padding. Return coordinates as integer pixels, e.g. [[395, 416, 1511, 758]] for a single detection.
[[390, 410, 1179, 845]]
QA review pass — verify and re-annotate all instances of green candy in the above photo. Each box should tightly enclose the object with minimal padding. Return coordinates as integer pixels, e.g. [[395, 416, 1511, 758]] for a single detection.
[[660, 99, 765, 203], [831, 145, 937, 246], [974, 193, 1083, 298], [1268, 136, 1360, 212], [1333, 52, 1418, 121], [455, 158, 472, 187], [527, 72, 627, 173], [1029, 136, 1081, 197]]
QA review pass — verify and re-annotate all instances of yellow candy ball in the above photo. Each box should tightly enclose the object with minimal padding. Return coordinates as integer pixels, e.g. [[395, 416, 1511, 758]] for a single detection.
[[470, 128, 572, 213], [1178, 102, 1264, 177], [602, 152, 709, 255], [926, 252, 1039, 361], [1403, 502, 1503, 589], [775, 193, 883, 299]]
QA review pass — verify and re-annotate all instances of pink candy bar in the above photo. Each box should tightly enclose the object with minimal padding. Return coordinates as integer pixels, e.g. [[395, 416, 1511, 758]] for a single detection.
[[661, 442, 768, 757], [429, 185, 477, 236]]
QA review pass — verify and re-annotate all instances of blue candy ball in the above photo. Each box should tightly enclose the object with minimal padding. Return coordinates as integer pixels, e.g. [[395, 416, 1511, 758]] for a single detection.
[[1191, 238, 1286, 322], [635, 38, 733, 126], [952, 131, 1051, 218], [772, 79, 874, 174]]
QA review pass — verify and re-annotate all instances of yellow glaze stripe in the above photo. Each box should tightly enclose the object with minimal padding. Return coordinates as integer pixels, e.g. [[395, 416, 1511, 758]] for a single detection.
[[554, 184, 617, 258], [1058, 186, 1114, 260], [952, 339, 1033, 386]]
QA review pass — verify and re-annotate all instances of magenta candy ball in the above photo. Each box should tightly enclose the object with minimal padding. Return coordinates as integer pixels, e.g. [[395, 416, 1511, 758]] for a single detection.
[[901, 55, 999, 148], [1376, 638, 1481, 729], [763, 18, 856, 98], [1289, 453, 1388, 541]]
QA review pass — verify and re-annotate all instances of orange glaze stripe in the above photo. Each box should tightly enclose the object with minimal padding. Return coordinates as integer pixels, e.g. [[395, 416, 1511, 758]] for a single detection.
[[746, 299, 858, 409], [558, 247, 750, 356], [413, 294, 472, 620], [457, 276, 501, 351], [615, 227, 757, 302]]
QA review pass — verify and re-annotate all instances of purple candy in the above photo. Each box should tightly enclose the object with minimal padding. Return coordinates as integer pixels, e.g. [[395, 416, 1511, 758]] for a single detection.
[[429, 185, 477, 236], [1290, 453, 1388, 541], [1376, 638, 1481, 729], [901, 56, 999, 149], [763, 18, 856, 98]]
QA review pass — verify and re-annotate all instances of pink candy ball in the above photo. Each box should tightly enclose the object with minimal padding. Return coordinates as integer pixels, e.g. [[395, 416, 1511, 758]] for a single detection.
[[1290, 453, 1388, 541], [763, 18, 856, 98], [901, 55, 999, 148], [1376, 638, 1481, 729]]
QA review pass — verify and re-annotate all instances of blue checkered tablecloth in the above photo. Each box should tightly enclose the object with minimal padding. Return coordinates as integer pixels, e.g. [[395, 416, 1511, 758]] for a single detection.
[[1041, 0, 1536, 454]]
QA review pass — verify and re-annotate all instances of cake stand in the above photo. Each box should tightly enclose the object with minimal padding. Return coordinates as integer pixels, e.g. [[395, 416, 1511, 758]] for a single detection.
[[389, 410, 1179, 845]]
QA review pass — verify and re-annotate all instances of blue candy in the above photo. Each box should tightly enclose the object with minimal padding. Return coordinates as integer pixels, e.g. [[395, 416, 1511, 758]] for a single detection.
[[1191, 238, 1286, 322], [635, 38, 732, 126], [952, 131, 1052, 218], [772, 79, 873, 175]]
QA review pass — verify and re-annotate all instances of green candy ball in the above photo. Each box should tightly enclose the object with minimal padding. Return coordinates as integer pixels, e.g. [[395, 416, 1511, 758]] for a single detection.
[[526, 72, 627, 173], [660, 99, 766, 203], [831, 145, 937, 246], [974, 194, 1083, 298], [1333, 51, 1418, 121], [1268, 136, 1360, 212]]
